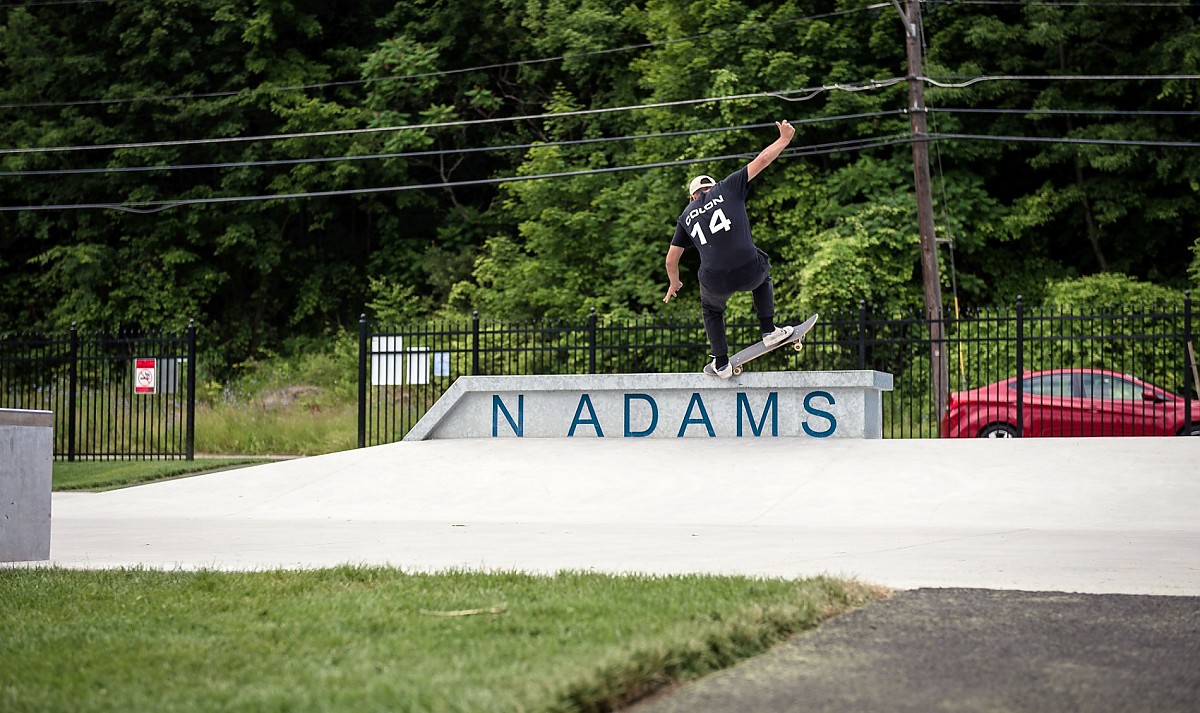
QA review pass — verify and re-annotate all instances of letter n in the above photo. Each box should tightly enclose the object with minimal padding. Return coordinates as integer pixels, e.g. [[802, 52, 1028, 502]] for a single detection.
[[493, 395, 523, 437]]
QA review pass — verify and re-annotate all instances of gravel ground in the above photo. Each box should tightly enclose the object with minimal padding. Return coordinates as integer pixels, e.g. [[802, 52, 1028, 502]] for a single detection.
[[628, 588, 1200, 713]]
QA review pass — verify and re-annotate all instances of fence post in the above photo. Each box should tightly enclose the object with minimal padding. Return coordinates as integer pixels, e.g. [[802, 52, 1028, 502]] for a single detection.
[[186, 319, 196, 461], [357, 315, 367, 449], [1185, 291, 1193, 434], [588, 308, 597, 374], [472, 311, 481, 376], [1015, 296, 1024, 438], [67, 323, 78, 461], [857, 301, 867, 370]]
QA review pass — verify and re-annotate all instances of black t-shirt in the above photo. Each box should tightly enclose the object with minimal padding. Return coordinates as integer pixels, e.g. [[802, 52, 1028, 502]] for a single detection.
[[671, 167, 765, 292]]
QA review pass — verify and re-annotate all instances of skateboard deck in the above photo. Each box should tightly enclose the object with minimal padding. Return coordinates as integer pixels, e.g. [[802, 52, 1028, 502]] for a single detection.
[[705, 313, 819, 376]]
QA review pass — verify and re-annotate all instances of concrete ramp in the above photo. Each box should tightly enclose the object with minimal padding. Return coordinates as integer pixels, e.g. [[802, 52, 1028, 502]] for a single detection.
[[35, 437, 1200, 595]]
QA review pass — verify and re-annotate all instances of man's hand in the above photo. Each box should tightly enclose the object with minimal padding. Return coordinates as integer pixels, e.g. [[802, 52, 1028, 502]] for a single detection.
[[663, 244, 685, 303], [663, 279, 683, 303], [777, 119, 795, 143]]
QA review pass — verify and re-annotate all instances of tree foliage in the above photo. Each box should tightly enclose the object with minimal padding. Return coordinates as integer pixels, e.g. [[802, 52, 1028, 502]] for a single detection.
[[2, 0, 1198, 374]]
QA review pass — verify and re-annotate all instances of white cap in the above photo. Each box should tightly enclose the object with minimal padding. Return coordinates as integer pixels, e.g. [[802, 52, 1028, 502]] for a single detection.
[[688, 175, 715, 195]]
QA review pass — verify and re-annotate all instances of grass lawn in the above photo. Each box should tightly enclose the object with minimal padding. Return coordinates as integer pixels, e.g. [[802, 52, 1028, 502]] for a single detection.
[[0, 568, 887, 713], [52, 458, 275, 492]]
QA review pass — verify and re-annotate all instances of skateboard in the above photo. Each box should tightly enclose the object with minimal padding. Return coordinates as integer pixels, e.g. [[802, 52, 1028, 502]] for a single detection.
[[705, 313, 819, 376]]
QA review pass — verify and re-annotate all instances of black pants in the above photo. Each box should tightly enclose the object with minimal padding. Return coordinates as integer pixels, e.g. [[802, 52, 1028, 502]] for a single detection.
[[699, 271, 776, 358]]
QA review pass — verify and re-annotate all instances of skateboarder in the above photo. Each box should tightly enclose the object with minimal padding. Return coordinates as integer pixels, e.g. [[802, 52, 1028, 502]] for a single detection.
[[662, 119, 796, 378]]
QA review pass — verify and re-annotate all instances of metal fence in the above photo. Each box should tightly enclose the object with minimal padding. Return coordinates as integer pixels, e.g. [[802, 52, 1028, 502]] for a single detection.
[[0, 324, 196, 460], [358, 297, 1196, 444]]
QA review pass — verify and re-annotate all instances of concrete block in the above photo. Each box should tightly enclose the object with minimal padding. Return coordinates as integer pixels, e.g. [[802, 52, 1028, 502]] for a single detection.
[[405, 371, 893, 440], [0, 408, 53, 562]]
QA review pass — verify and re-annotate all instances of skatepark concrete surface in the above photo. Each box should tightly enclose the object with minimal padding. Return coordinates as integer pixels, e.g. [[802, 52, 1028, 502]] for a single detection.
[[31, 437, 1200, 594], [15, 436, 1200, 712]]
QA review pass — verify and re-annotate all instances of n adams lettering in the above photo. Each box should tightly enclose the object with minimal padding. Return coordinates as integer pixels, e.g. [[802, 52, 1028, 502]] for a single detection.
[[491, 390, 837, 438]]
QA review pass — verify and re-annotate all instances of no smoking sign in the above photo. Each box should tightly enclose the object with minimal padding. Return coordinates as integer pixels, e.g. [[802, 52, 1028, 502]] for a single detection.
[[134, 358, 157, 394]]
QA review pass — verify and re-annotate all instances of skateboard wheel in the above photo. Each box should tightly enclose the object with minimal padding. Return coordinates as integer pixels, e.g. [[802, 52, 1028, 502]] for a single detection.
[[732, 365, 743, 376], [792, 342, 803, 351]]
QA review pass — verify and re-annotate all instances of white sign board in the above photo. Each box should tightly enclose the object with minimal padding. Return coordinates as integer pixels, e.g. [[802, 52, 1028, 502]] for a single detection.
[[433, 352, 451, 378], [406, 348, 429, 385], [370, 337, 430, 386], [371, 336, 402, 386]]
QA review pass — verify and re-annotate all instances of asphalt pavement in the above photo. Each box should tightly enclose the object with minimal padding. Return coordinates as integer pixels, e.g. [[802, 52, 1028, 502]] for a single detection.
[[628, 588, 1200, 713]]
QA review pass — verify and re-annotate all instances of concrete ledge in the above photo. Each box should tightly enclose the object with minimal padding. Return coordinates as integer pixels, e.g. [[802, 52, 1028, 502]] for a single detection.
[[0, 409, 53, 428], [405, 371, 893, 440], [0, 408, 53, 562]]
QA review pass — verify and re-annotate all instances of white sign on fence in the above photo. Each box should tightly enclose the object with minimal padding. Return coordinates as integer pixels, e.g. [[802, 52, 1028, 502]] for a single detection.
[[371, 337, 431, 386], [433, 352, 451, 378], [370, 336, 402, 386]]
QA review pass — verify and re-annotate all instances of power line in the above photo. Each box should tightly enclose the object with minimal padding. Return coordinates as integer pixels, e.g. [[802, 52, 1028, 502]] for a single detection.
[[4, 128, 1197, 213], [924, 73, 1200, 89], [932, 132, 1200, 148], [924, 1, 1195, 7], [0, 84, 904, 156], [0, 111, 905, 177], [781, 134, 914, 157], [0, 153, 750, 214], [4, 102, 1187, 177], [0, 133, 917, 214], [772, 77, 908, 100], [0, 0, 113, 7], [5, 73, 1191, 158], [930, 107, 1200, 117], [5, 3, 1190, 110], [0, 4, 891, 110]]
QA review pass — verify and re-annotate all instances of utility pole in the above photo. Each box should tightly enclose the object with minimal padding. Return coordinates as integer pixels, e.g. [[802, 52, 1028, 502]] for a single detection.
[[896, 0, 949, 424]]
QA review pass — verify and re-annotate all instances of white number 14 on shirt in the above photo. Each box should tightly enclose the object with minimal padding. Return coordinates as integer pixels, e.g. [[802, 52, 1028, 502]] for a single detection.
[[690, 208, 732, 245]]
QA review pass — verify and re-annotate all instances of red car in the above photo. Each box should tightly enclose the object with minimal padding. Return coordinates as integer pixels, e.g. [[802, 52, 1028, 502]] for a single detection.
[[940, 368, 1200, 438]]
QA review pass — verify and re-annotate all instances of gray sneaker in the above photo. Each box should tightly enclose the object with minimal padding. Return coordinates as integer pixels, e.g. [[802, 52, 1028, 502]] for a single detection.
[[762, 325, 794, 348], [704, 358, 733, 379]]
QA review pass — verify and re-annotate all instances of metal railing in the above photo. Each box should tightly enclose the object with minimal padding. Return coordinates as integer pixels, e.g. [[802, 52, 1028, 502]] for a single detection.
[[0, 324, 196, 460], [357, 296, 1196, 444]]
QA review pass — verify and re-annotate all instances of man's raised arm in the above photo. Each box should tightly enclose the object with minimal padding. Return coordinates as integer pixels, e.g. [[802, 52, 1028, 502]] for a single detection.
[[746, 120, 796, 181]]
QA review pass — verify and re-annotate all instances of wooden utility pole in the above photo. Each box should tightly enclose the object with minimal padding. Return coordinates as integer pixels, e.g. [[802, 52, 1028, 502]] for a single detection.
[[898, 0, 949, 423]]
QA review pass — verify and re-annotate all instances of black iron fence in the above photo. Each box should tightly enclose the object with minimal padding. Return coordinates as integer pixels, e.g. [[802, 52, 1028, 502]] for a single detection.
[[0, 324, 196, 460], [8, 301, 1190, 457], [358, 296, 1196, 444]]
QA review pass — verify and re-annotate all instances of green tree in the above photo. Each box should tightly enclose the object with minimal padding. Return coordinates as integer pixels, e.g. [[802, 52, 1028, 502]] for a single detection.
[[923, 1, 1200, 292], [4, 0, 1200, 375]]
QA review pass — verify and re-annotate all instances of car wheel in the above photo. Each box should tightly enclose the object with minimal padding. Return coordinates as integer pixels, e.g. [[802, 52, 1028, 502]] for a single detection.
[[1178, 424, 1200, 437], [978, 423, 1019, 439]]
